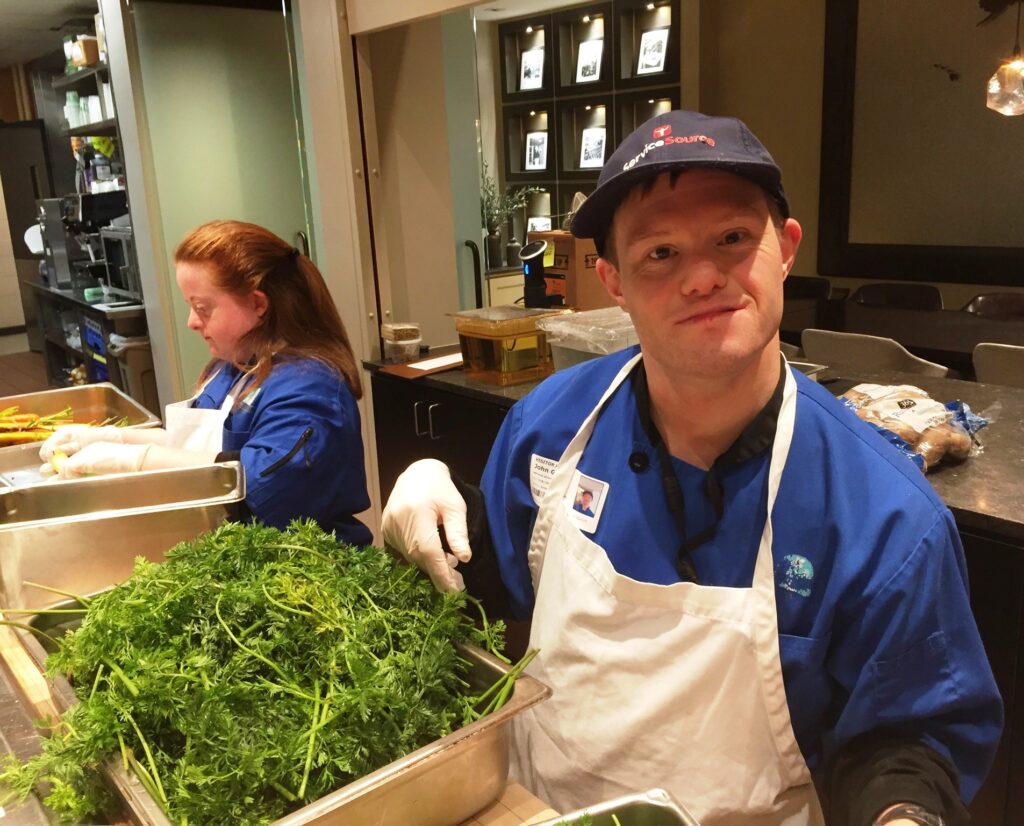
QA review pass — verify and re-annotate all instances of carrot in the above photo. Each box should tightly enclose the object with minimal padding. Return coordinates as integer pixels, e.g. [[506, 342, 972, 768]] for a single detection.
[[0, 432, 52, 445]]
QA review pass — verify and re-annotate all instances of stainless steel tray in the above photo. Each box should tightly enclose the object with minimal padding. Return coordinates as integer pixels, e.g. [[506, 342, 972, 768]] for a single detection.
[[0, 383, 162, 487], [0, 462, 244, 625], [0, 442, 50, 489], [534, 788, 701, 826], [32, 639, 549, 826]]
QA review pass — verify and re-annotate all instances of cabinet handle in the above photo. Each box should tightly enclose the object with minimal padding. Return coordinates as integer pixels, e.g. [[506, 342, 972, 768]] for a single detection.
[[413, 401, 428, 436], [427, 403, 443, 440]]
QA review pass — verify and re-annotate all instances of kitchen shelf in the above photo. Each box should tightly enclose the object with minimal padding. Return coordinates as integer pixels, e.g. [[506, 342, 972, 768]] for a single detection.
[[44, 332, 84, 357], [52, 63, 109, 94], [64, 118, 118, 138]]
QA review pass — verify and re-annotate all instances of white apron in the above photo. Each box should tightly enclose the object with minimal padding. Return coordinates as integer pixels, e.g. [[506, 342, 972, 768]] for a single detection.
[[510, 353, 824, 826], [163, 370, 247, 452]]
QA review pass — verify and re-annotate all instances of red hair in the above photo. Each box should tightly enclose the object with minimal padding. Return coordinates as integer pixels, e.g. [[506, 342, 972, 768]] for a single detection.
[[174, 219, 362, 400]]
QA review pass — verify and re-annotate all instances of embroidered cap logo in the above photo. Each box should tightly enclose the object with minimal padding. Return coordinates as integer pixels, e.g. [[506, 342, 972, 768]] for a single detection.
[[652, 124, 672, 140]]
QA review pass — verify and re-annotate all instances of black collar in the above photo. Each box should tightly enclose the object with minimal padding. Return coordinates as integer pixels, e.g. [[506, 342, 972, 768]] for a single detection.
[[631, 356, 786, 582]]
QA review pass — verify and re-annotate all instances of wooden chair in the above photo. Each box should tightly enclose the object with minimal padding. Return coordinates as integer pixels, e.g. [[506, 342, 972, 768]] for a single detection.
[[962, 293, 1024, 321], [801, 329, 949, 377], [850, 282, 944, 311], [973, 343, 1024, 388]]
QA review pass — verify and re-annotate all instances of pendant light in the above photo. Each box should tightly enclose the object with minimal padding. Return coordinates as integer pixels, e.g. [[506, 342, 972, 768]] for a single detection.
[[987, 0, 1024, 115]]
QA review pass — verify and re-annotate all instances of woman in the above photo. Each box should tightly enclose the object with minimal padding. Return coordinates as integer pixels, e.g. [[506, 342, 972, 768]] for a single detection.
[[40, 220, 373, 547]]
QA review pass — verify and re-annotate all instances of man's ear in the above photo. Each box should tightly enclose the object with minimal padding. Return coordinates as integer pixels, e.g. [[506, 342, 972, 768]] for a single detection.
[[596, 257, 627, 311], [780, 218, 803, 276]]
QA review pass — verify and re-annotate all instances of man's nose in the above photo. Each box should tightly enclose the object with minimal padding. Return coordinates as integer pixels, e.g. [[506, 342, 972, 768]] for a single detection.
[[679, 256, 727, 295]]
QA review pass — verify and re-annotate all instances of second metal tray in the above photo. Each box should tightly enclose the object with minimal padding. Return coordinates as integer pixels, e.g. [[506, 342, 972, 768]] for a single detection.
[[534, 788, 701, 826]]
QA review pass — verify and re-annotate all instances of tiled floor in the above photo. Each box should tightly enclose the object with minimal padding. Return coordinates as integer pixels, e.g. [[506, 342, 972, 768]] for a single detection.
[[0, 338, 48, 397]]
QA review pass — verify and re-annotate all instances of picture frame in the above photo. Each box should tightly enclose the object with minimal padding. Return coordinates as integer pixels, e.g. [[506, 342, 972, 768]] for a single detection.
[[579, 126, 606, 169], [636, 28, 669, 75], [524, 131, 549, 171], [527, 216, 552, 232], [519, 47, 545, 91], [575, 39, 603, 84]]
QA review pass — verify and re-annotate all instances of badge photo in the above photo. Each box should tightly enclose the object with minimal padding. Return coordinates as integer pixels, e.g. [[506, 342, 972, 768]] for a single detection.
[[567, 470, 609, 533]]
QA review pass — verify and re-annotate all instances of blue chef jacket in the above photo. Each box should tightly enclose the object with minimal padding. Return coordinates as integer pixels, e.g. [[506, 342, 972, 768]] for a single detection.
[[194, 358, 372, 547], [480, 346, 1002, 802]]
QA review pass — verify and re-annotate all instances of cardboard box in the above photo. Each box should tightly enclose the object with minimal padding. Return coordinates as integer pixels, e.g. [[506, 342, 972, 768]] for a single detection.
[[525, 229, 614, 311], [71, 36, 100, 68]]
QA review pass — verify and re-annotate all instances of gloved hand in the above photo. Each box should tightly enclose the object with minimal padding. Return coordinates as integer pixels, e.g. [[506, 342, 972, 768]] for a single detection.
[[45, 442, 151, 479], [39, 425, 124, 462], [381, 459, 472, 592]]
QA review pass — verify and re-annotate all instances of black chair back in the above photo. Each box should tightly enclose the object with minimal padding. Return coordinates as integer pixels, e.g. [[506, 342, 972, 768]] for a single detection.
[[962, 292, 1024, 320], [850, 282, 943, 311]]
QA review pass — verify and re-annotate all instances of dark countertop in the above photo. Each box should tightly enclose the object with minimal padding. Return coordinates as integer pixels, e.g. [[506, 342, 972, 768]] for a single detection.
[[27, 279, 146, 319], [817, 364, 1024, 544], [364, 354, 1024, 545]]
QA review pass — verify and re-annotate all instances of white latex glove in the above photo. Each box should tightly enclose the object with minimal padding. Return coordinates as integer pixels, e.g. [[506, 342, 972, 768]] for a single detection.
[[381, 459, 472, 592], [39, 424, 124, 462], [49, 442, 151, 479]]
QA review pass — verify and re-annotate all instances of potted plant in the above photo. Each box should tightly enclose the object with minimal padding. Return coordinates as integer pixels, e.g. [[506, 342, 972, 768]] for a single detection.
[[481, 162, 540, 269]]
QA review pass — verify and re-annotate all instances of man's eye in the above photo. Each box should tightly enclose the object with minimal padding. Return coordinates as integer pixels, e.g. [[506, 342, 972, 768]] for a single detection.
[[720, 230, 747, 245], [647, 246, 673, 260]]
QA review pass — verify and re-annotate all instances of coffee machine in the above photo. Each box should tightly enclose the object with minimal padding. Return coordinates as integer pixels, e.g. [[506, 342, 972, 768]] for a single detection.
[[36, 191, 128, 289]]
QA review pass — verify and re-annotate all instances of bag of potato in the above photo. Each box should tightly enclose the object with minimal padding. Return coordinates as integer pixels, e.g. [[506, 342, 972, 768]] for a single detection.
[[840, 384, 982, 472]]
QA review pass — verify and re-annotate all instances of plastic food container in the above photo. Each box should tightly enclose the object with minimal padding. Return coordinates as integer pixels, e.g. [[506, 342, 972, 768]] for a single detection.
[[454, 306, 571, 386], [380, 322, 421, 342], [536, 306, 639, 371], [383, 337, 422, 363]]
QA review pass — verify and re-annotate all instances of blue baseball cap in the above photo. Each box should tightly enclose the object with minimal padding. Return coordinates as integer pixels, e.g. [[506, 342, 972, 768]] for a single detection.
[[570, 110, 790, 255]]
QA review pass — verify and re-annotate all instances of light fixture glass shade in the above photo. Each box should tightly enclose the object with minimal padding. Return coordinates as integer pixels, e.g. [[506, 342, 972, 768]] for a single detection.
[[987, 58, 1024, 115]]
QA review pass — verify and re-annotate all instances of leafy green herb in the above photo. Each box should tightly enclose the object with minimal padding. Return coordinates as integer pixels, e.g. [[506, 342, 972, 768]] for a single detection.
[[0, 521, 517, 824]]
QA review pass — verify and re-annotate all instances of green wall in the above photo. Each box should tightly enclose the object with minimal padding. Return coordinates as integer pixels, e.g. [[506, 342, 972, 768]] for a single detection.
[[134, 2, 308, 389]]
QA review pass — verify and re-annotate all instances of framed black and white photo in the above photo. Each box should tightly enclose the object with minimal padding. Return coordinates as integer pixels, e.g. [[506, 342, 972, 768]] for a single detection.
[[525, 131, 549, 171], [575, 39, 603, 84], [527, 216, 552, 232], [637, 28, 669, 75], [579, 126, 606, 169], [519, 47, 545, 91]]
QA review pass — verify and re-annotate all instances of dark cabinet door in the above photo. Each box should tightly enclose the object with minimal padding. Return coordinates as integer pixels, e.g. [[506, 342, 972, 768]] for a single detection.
[[961, 530, 1024, 826], [371, 374, 509, 500]]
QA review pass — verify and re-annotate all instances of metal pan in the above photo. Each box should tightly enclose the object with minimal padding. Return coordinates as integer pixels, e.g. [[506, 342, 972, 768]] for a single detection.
[[533, 788, 701, 826], [0, 462, 245, 627], [0, 383, 162, 488], [23, 635, 549, 826]]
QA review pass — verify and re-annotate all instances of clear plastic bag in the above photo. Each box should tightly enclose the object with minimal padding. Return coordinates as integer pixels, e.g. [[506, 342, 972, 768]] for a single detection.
[[840, 383, 990, 472]]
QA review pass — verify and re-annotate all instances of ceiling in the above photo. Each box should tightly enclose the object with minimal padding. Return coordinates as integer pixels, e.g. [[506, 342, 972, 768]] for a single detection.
[[474, 0, 590, 22], [0, 0, 99, 69]]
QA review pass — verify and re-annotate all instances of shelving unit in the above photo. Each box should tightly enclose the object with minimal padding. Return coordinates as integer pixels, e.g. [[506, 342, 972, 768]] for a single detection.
[[496, 0, 680, 251], [51, 63, 109, 94], [65, 118, 117, 138]]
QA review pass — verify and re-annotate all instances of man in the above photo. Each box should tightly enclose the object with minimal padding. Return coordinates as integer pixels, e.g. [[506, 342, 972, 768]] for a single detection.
[[573, 488, 595, 516], [382, 111, 1001, 826]]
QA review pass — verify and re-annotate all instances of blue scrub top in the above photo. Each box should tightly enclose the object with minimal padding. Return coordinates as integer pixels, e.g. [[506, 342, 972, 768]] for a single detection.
[[481, 346, 1002, 801], [194, 358, 372, 547]]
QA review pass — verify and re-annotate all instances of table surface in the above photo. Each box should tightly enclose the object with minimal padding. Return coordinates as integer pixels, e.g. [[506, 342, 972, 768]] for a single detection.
[[462, 782, 558, 825]]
